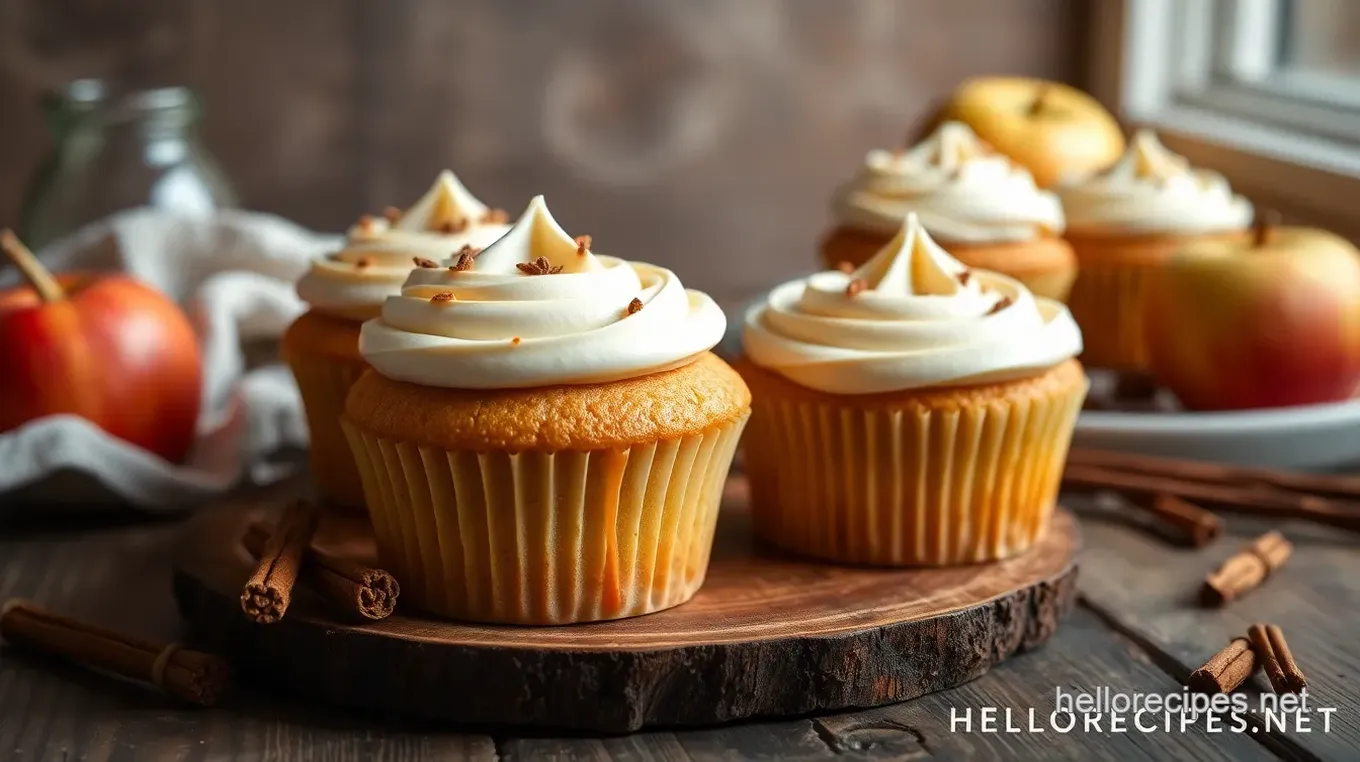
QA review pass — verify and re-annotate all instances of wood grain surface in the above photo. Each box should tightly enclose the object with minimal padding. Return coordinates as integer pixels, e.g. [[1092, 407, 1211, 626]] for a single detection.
[[171, 479, 1079, 731], [0, 481, 1301, 760], [1076, 507, 1358, 762], [0, 0, 1086, 304]]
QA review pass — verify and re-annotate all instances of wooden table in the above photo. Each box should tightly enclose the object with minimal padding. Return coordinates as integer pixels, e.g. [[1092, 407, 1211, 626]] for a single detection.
[[1, 481, 1354, 761]]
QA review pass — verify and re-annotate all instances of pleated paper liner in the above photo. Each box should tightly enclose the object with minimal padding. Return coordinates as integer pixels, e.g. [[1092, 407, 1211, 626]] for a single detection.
[[287, 354, 370, 511], [744, 371, 1086, 567], [1066, 262, 1158, 372], [342, 414, 749, 625]]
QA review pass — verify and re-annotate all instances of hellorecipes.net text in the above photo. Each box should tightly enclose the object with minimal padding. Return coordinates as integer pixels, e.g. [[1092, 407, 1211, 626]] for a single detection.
[[950, 686, 1337, 735]]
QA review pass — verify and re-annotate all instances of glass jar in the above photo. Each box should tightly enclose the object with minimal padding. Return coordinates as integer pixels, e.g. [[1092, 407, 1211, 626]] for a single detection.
[[18, 79, 238, 251]]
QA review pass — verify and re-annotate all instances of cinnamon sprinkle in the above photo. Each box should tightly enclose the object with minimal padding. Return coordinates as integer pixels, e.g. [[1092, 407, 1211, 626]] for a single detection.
[[845, 278, 867, 297], [481, 209, 509, 224], [413, 257, 438, 268], [987, 295, 1013, 315], [450, 252, 476, 272], [430, 292, 455, 303], [517, 256, 563, 275], [511, 337, 522, 345], [354, 257, 373, 269], [575, 235, 592, 255], [957, 270, 972, 285], [438, 218, 469, 234], [626, 297, 643, 315], [836, 261, 855, 274], [382, 206, 402, 222]]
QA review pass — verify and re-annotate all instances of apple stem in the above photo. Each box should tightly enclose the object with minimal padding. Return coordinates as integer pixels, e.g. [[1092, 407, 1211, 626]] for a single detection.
[[1252, 209, 1282, 248], [0, 229, 64, 303], [1028, 84, 1053, 116]]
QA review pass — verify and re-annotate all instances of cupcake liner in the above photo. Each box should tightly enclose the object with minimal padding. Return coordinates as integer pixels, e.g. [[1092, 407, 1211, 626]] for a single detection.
[[287, 354, 369, 511], [341, 414, 749, 624], [743, 378, 1085, 566], [1066, 260, 1158, 372]]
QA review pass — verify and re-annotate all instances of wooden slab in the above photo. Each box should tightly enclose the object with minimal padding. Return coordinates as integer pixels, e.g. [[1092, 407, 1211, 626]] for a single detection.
[[172, 479, 1080, 733]]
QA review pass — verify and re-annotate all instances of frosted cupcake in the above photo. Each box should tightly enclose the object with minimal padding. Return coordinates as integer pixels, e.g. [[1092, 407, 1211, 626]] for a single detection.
[[342, 196, 750, 624], [284, 171, 510, 510], [1060, 130, 1253, 372], [821, 121, 1075, 301], [742, 213, 1086, 566]]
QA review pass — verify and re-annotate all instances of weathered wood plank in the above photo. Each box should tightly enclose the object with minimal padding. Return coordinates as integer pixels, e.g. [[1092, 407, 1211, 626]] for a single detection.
[[0, 488, 1288, 761], [1077, 496, 1356, 762], [486, 609, 1278, 761]]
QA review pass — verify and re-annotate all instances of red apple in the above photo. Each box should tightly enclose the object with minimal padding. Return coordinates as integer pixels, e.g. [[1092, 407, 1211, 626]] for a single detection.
[[1143, 223, 1360, 411], [0, 230, 202, 462]]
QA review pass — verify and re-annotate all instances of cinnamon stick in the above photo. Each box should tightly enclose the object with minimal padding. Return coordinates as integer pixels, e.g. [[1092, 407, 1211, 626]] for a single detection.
[[1202, 531, 1292, 607], [241, 501, 320, 623], [1136, 492, 1222, 547], [1189, 637, 1257, 694], [242, 522, 399, 621], [1247, 623, 1308, 694], [0, 599, 229, 706], [1062, 463, 1360, 533], [1068, 448, 1360, 503]]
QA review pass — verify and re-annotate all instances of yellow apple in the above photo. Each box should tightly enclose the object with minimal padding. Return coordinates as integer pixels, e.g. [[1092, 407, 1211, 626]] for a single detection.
[[927, 77, 1125, 188], [1143, 225, 1360, 411]]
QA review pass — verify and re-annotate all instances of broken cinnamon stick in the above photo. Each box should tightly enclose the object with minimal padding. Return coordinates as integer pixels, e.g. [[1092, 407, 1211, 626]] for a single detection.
[[1068, 448, 1360, 503], [1137, 492, 1222, 547], [242, 522, 399, 621], [1202, 531, 1292, 607], [1189, 637, 1256, 694], [240, 501, 320, 623], [1062, 462, 1360, 533], [1247, 623, 1308, 694], [0, 599, 229, 706]]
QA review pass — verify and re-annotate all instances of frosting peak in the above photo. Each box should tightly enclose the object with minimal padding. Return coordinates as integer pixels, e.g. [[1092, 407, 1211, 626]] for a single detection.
[[295, 170, 510, 320], [832, 121, 1065, 243], [360, 196, 726, 389], [744, 214, 1082, 394], [473, 195, 603, 275], [854, 214, 972, 298], [391, 169, 492, 233], [1059, 130, 1252, 235]]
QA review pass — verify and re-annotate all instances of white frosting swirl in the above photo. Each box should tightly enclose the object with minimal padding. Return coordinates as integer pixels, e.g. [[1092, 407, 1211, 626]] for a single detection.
[[831, 121, 1065, 243], [1059, 130, 1253, 235], [296, 170, 510, 320], [744, 214, 1082, 395], [360, 195, 727, 389]]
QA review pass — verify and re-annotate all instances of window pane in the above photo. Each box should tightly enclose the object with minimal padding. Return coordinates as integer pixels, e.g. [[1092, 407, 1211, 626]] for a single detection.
[[1281, 0, 1360, 77]]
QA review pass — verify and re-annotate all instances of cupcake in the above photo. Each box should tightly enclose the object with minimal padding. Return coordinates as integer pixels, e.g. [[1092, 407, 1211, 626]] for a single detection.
[[820, 121, 1075, 301], [742, 213, 1086, 567], [1060, 130, 1253, 372], [341, 196, 750, 624], [284, 171, 510, 510]]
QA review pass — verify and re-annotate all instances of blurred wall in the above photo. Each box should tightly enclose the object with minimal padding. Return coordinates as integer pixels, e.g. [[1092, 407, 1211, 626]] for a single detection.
[[0, 0, 1086, 304]]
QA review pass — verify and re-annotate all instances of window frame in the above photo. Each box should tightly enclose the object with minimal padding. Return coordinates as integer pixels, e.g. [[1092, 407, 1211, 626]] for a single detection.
[[1088, 0, 1360, 238]]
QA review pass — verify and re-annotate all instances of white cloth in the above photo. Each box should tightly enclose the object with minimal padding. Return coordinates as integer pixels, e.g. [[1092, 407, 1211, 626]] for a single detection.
[[0, 208, 341, 510]]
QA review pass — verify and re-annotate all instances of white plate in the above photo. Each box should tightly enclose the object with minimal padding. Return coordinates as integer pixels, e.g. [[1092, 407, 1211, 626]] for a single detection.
[[1075, 396, 1360, 471]]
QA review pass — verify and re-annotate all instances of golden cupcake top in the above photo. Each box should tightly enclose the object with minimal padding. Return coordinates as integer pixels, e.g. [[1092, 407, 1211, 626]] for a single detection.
[[1059, 130, 1253, 236], [295, 170, 511, 320], [832, 121, 1065, 243], [359, 196, 727, 389], [743, 213, 1082, 394]]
